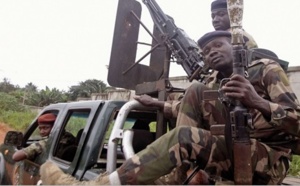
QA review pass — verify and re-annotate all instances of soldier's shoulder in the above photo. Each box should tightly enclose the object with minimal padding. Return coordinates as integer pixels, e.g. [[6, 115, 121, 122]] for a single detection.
[[249, 58, 279, 68]]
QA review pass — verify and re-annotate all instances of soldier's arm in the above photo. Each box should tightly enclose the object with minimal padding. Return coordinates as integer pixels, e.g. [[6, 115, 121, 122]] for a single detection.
[[134, 95, 181, 119], [133, 95, 165, 108], [12, 150, 28, 161], [263, 60, 300, 136], [13, 139, 46, 161]]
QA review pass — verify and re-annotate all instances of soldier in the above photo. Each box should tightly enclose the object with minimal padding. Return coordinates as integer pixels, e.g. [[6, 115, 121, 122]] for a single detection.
[[40, 30, 300, 185], [134, 0, 258, 125], [211, 0, 258, 49], [12, 113, 56, 161]]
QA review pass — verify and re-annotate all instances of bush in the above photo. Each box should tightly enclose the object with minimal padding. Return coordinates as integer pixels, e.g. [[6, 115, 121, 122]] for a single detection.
[[0, 92, 26, 112]]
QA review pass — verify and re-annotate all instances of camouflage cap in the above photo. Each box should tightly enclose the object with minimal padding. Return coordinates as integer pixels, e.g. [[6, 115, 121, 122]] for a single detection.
[[211, 0, 227, 11], [197, 31, 231, 49], [38, 113, 56, 125]]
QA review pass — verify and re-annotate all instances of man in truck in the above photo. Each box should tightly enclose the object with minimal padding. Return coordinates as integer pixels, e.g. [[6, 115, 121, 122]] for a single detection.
[[12, 113, 56, 161], [39, 30, 300, 185]]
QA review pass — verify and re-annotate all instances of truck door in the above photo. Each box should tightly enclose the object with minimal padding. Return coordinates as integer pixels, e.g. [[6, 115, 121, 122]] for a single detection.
[[12, 110, 60, 185], [47, 101, 104, 179]]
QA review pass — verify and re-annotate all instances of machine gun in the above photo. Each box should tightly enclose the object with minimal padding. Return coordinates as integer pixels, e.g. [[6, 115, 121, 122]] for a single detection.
[[227, 0, 252, 184], [142, 0, 210, 82]]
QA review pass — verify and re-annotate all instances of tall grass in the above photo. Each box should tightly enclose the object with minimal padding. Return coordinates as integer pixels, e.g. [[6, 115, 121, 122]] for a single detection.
[[0, 110, 36, 131]]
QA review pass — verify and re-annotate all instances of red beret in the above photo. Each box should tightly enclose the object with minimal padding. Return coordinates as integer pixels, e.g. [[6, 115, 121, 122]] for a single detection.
[[38, 113, 56, 124]]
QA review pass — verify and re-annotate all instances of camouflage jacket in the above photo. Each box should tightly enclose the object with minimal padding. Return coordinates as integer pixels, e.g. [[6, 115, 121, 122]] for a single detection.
[[22, 138, 48, 160], [164, 29, 257, 118], [205, 59, 300, 143], [161, 92, 183, 119]]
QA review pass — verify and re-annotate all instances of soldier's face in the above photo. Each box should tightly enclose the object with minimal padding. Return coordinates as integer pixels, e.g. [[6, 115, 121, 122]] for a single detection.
[[211, 9, 230, 31], [38, 123, 53, 137], [201, 37, 233, 75]]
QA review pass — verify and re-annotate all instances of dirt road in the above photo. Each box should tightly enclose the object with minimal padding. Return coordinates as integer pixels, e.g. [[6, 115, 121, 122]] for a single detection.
[[0, 123, 12, 143]]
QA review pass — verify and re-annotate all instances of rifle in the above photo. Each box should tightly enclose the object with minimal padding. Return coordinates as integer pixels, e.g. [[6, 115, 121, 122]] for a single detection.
[[142, 0, 210, 82], [227, 0, 252, 184]]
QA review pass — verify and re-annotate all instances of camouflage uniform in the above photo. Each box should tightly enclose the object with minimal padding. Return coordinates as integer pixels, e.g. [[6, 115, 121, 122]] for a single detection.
[[163, 94, 182, 120], [22, 138, 47, 160], [112, 58, 300, 185], [237, 29, 258, 49], [163, 30, 257, 122], [40, 161, 110, 185], [22, 131, 75, 161]]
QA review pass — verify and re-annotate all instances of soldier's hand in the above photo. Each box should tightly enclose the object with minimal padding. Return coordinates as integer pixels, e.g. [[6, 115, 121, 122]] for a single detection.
[[221, 74, 264, 108], [133, 94, 156, 107]]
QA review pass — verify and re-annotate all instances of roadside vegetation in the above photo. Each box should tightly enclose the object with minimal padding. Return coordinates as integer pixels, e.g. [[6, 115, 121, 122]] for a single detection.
[[0, 78, 299, 177]]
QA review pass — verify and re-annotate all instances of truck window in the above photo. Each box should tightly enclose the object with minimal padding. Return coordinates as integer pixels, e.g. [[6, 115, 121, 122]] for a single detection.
[[26, 110, 59, 145], [53, 109, 90, 162]]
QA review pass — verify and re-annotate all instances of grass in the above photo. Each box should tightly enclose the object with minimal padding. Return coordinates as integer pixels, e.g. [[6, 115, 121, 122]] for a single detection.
[[0, 110, 36, 131], [289, 155, 300, 177]]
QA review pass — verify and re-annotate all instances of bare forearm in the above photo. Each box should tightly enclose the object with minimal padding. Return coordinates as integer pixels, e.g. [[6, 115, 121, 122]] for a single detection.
[[12, 150, 27, 161]]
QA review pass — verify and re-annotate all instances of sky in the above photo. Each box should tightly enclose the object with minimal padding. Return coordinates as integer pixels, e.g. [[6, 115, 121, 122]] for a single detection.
[[0, 0, 300, 91]]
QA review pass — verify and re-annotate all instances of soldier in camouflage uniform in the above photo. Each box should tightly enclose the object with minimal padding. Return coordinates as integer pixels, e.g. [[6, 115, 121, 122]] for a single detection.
[[134, 0, 258, 120], [133, 1, 259, 180], [211, 0, 258, 49], [12, 113, 56, 161], [40, 30, 300, 185]]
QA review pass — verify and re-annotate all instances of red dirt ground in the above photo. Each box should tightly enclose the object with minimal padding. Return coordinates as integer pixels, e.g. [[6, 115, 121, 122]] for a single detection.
[[0, 122, 12, 143]]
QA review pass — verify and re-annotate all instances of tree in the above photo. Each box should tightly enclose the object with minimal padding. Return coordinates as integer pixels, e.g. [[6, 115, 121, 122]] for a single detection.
[[28, 86, 68, 107], [68, 79, 107, 101], [0, 78, 16, 93], [22, 82, 38, 105], [24, 82, 38, 92]]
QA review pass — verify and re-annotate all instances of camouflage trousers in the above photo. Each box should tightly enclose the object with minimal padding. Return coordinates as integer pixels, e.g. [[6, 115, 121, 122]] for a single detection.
[[116, 126, 290, 185]]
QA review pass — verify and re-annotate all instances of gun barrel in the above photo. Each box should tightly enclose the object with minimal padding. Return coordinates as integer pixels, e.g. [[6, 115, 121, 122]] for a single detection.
[[142, 0, 206, 82]]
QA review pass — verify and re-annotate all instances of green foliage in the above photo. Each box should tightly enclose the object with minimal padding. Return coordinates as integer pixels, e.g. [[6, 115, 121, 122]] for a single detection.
[[289, 155, 300, 177], [65, 117, 88, 136], [0, 78, 108, 105], [0, 92, 26, 112], [0, 110, 36, 131], [27, 86, 68, 107], [0, 78, 17, 93], [68, 79, 107, 101]]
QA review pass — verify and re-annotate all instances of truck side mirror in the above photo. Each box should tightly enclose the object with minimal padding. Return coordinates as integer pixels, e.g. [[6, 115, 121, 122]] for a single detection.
[[4, 131, 23, 147]]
